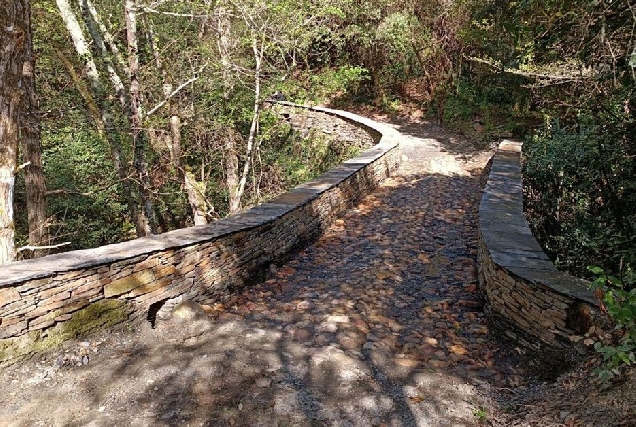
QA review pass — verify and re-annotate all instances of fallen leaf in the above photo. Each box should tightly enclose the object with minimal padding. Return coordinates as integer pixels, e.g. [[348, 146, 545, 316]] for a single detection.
[[418, 253, 430, 263], [449, 344, 467, 355], [375, 269, 393, 280]]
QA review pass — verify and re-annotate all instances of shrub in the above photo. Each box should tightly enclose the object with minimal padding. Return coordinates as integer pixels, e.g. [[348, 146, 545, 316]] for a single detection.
[[589, 265, 636, 383], [523, 117, 636, 278]]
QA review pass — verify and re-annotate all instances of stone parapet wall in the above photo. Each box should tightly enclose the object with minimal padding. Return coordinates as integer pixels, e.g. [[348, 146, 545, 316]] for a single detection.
[[272, 103, 378, 149], [477, 140, 602, 365], [0, 104, 401, 365]]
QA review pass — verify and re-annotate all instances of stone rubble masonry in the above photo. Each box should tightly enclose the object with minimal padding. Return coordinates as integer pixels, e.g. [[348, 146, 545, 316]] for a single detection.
[[0, 103, 401, 365], [477, 140, 603, 366]]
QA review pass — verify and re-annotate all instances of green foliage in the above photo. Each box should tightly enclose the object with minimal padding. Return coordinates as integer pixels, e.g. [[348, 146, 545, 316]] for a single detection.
[[309, 65, 370, 102], [44, 128, 130, 249], [373, 11, 428, 90], [438, 71, 534, 140], [523, 114, 636, 277], [473, 406, 488, 423], [260, 122, 364, 193], [589, 266, 636, 383]]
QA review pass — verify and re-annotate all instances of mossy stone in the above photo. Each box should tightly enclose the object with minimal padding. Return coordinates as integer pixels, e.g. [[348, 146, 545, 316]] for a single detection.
[[0, 299, 130, 366], [104, 270, 155, 297]]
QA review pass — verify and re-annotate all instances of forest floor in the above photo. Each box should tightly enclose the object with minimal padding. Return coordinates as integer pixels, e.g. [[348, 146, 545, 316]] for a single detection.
[[1, 109, 635, 426]]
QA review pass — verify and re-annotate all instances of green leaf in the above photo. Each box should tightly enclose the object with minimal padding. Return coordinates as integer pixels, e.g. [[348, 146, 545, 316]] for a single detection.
[[588, 266, 604, 275], [618, 351, 632, 365]]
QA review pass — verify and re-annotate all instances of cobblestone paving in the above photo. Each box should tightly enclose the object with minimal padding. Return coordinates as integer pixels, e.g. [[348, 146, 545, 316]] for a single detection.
[[0, 119, 530, 426]]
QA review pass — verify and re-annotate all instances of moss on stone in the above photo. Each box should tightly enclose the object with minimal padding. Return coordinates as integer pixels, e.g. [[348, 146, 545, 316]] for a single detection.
[[59, 299, 129, 340], [104, 270, 155, 297], [0, 299, 129, 366]]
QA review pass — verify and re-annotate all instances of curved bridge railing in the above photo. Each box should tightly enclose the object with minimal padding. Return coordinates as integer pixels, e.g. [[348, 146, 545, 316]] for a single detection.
[[477, 140, 602, 365], [0, 104, 401, 365]]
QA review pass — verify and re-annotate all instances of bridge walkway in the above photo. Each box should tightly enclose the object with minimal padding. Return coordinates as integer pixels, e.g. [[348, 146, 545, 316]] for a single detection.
[[1, 116, 529, 426]]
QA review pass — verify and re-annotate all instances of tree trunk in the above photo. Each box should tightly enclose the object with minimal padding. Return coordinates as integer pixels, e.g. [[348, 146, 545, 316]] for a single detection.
[[79, 0, 129, 111], [20, 1, 49, 256], [225, 131, 241, 214], [80, 0, 128, 77], [170, 116, 208, 225], [0, 0, 28, 264], [146, 19, 209, 225], [215, 5, 242, 214], [233, 33, 264, 211], [125, 0, 156, 235], [56, 0, 147, 237]]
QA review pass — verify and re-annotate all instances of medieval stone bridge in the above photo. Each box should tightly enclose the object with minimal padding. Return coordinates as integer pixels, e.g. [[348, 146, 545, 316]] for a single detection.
[[0, 104, 599, 425]]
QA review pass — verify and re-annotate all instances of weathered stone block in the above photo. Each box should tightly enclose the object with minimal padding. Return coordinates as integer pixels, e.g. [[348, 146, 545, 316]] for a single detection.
[[16, 278, 50, 296], [0, 319, 28, 339], [30, 292, 71, 318], [0, 288, 20, 309], [154, 265, 177, 279], [128, 277, 172, 298], [104, 270, 155, 298], [71, 285, 102, 301], [133, 256, 159, 272]]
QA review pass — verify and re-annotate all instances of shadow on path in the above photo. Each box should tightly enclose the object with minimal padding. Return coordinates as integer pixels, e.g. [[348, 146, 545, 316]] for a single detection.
[[0, 119, 534, 427]]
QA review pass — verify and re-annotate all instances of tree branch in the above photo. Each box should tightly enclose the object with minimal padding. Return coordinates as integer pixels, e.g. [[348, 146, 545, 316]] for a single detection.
[[141, 6, 211, 18], [146, 63, 208, 116], [14, 161, 31, 175], [18, 242, 71, 253], [466, 55, 594, 81]]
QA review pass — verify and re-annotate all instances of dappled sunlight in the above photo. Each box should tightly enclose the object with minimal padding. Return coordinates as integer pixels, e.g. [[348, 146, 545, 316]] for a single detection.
[[429, 156, 471, 176], [0, 116, 516, 426]]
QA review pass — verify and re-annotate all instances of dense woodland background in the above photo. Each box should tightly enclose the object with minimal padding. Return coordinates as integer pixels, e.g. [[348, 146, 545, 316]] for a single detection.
[[1, 0, 634, 288]]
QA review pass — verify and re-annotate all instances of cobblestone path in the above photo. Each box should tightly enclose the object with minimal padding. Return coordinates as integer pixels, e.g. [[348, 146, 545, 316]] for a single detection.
[[1, 117, 530, 426]]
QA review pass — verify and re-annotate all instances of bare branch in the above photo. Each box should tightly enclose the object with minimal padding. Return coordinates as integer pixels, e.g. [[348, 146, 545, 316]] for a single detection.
[[466, 56, 594, 81], [146, 63, 208, 116], [14, 161, 31, 175], [17, 242, 71, 253], [141, 5, 211, 18]]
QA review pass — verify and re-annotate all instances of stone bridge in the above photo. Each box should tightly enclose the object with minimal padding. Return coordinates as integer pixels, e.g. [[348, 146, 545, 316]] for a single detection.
[[0, 103, 599, 371]]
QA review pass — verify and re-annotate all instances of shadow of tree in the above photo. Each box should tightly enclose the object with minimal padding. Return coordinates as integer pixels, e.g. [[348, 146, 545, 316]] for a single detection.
[[1, 128, 536, 426], [53, 167, 531, 426]]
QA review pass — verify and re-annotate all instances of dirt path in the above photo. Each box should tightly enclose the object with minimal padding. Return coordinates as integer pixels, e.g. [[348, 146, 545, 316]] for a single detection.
[[1, 116, 538, 427]]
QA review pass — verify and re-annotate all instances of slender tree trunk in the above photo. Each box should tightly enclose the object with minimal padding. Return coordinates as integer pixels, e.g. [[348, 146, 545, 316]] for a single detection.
[[80, 0, 128, 77], [170, 116, 208, 225], [225, 132, 241, 214], [20, 2, 48, 256], [79, 0, 129, 111], [0, 0, 28, 264], [215, 5, 242, 214], [146, 19, 209, 225], [56, 0, 148, 237], [125, 0, 156, 235], [233, 33, 264, 210]]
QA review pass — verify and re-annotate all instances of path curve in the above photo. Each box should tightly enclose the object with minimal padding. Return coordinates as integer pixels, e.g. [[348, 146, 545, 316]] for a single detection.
[[1, 115, 530, 427]]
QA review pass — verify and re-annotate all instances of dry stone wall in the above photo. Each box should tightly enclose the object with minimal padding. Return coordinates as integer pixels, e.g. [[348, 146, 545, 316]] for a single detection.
[[0, 104, 401, 365], [478, 140, 603, 366], [273, 103, 377, 151]]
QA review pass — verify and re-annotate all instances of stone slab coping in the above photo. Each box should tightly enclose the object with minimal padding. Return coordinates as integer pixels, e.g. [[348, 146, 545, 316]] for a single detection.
[[479, 140, 596, 306], [0, 104, 400, 288]]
